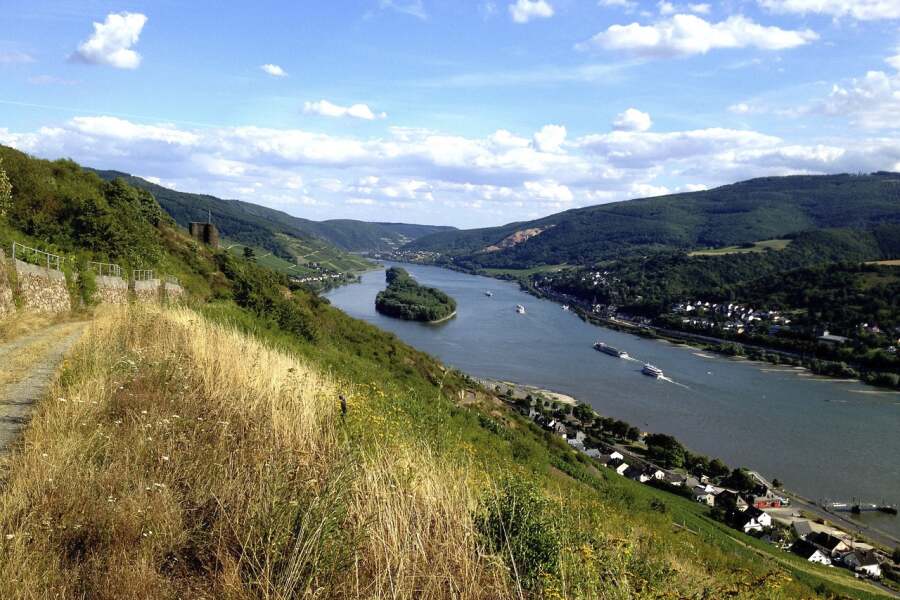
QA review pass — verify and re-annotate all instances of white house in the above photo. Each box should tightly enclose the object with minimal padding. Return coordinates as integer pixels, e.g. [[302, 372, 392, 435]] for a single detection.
[[609, 451, 624, 461], [843, 550, 882, 579], [792, 540, 833, 566], [692, 488, 716, 506], [612, 461, 630, 476]]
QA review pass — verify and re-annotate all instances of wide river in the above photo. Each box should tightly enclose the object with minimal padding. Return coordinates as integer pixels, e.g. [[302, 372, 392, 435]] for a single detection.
[[327, 262, 900, 539]]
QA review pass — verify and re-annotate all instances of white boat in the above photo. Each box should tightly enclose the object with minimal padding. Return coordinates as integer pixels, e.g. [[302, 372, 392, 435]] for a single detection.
[[484, 291, 493, 297], [594, 342, 629, 359], [562, 304, 570, 311], [642, 364, 664, 378], [516, 304, 526, 314]]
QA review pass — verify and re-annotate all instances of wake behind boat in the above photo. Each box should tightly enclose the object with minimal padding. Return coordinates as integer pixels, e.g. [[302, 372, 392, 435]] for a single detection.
[[642, 364, 664, 378], [594, 341, 629, 359]]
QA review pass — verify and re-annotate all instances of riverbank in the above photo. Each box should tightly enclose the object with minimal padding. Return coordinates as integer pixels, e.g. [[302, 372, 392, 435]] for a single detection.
[[496, 374, 900, 552], [428, 310, 457, 324], [476, 378, 576, 406]]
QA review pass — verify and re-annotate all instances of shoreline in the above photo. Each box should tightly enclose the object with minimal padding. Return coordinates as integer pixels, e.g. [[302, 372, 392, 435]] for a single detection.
[[428, 310, 457, 325]]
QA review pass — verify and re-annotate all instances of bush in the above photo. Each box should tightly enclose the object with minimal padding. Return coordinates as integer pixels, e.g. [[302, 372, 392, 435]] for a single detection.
[[476, 477, 560, 591]]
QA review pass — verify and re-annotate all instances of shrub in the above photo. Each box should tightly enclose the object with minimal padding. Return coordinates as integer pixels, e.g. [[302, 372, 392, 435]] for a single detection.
[[476, 477, 560, 591]]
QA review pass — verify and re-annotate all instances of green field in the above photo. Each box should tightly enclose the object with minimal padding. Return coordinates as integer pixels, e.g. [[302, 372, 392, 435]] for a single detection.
[[689, 239, 792, 256], [224, 235, 374, 277], [481, 264, 568, 278]]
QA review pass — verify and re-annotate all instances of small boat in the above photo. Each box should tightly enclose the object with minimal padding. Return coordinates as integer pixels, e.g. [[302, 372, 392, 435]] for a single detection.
[[561, 304, 570, 311], [484, 291, 493, 297], [642, 364, 664, 378], [516, 304, 526, 314], [594, 342, 629, 359]]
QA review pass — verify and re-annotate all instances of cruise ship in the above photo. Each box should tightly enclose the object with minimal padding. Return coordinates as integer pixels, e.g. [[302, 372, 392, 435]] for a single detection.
[[593, 341, 628, 359], [516, 304, 526, 314], [642, 364, 664, 378]]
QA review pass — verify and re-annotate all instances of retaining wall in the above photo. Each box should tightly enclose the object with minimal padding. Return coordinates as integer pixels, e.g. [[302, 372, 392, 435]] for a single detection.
[[14, 259, 71, 314], [133, 279, 161, 303], [163, 282, 185, 303], [95, 275, 128, 305], [0, 250, 14, 318]]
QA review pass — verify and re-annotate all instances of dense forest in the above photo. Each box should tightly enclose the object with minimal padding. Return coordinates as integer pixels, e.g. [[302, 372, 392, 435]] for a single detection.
[[406, 172, 900, 268], [375, 267, 457, 322]]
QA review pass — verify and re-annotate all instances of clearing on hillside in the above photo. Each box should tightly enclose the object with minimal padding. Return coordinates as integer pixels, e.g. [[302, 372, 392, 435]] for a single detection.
[[689, 239, 792, 256]]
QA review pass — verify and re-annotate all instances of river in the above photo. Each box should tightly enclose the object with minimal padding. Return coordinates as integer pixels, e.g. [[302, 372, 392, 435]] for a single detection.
[[327, 262, 900, 540]]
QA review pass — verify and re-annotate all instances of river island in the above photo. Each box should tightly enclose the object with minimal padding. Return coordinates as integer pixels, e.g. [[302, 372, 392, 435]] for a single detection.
[[375, 266, 457, 323]]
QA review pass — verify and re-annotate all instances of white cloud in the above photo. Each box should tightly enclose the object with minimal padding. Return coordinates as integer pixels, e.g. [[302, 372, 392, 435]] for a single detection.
[[533, 124, 567, 152], [758, 0, 900, 20], [5, 113, 900, 226], [689, 3, 711, 14], [729, 102, 753, 114], [260, 64, 287, 77], [72, 12, 147, 69], [379, 0, 427, 19], [0, 51, 35, 64], [600, 0, 638, 9], [613, 108, 653, 131], [819, 70, 900, 130], [658, 1, 676, 16], [579, 14, 818, 57], [69, 116, 200, 145], [303, 100, 387, 120], [887, 49, 900, 71], [524, 180, 574, 204], [509, 0, 555, 23]]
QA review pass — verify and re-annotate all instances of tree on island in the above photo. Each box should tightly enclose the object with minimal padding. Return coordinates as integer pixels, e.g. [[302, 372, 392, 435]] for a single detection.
[[375, 267, 457, 323]]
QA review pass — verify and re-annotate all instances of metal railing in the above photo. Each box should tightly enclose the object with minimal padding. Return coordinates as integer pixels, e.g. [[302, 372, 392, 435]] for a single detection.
[[12, 241, 61, 271], [164, 275, 180, 286], [132, 269, 156, 281], [88, 261, 122, 278]]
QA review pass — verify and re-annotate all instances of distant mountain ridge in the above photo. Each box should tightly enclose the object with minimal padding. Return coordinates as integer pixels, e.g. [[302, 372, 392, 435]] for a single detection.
[[405, 173, 900, 268], [91, 170, 456, 256]]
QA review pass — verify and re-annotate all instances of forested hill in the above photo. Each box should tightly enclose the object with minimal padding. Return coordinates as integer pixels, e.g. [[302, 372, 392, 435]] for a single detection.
[[406, 172, 900, 268], [91, 169, 455, 254]]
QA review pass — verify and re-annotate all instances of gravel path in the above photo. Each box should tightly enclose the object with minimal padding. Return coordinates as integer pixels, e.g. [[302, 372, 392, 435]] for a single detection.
[[0, 322, 86, 452]]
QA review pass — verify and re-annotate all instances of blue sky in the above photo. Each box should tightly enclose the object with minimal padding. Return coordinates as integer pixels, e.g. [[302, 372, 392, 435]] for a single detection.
[[2, 0, 900, 227]]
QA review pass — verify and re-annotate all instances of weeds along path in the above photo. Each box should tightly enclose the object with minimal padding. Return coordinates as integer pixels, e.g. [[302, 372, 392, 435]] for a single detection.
[[0, 321, 87, 452]]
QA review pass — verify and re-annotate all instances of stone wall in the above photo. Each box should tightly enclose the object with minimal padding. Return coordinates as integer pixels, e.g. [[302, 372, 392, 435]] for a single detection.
[[95, 274, 128, 305], [163, 282, 185, 303], [0, 250, 14, 318], [133, 279, 161, 303], [14, 259, 71, 314]]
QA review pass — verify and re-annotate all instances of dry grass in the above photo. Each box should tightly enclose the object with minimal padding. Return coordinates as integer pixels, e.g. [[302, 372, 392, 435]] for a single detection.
[[0, 305, 509, 599], [0, 311, 65, 343]]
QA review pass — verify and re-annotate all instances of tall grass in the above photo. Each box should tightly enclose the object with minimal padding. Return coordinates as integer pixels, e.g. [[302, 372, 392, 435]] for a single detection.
[[0, 305, 507, 599]]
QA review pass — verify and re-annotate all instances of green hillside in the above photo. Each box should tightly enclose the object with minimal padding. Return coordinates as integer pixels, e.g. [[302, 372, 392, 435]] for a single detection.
[[407, 173, 900, 268], [92, 169, 454, 253], [0, 150, 893, 598]]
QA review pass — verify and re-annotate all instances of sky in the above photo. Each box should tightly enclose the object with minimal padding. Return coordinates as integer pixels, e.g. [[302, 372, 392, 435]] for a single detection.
[[1, 1, 900, 228]]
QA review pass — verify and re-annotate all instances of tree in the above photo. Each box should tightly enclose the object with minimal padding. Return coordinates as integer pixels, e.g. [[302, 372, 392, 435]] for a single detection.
[[709, 458, 730, 479], [0, 158, 11, 217], [772, 478, 782, 489], [724, 468, 756, 492], [892, 546, 900, 564], [645, 433, 686, 469], [243, 246, 256, 260], [572, 403, 594, 425]]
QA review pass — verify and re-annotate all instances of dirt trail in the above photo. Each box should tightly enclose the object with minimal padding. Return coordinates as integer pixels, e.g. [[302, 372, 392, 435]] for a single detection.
[[0, 322, 86, 451]]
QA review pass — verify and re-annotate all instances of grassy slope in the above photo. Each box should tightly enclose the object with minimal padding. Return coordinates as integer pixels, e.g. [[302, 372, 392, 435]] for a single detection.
[[407, 173, 900, 267]]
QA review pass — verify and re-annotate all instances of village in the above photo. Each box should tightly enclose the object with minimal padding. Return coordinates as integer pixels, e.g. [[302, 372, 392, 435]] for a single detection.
[[486, 379, 900, 587]]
